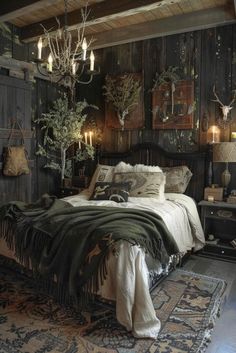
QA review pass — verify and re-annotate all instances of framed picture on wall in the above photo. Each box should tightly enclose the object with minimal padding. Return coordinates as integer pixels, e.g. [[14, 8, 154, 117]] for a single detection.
[[152, 80, 194, 130], [104, 73, 144, 130]]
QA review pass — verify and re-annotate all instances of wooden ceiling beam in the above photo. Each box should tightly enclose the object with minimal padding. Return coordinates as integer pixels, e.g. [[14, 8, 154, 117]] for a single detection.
[[20, 0, 184, 42], [0, 0, 59, 22], [88, 6, 236, 50]]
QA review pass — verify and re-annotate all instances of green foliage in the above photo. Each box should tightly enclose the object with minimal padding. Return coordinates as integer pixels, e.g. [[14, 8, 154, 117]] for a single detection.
[[152, 66, 180, 90], [34, 95, 96, 179], [103, 74, 141, 128]]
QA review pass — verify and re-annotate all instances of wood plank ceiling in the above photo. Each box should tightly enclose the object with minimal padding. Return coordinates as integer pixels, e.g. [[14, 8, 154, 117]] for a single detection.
[[0, 0, 235, 49]]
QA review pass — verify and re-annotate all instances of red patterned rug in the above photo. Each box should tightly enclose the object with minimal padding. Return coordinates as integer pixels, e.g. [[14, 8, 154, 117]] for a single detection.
[[0, 265, 226, 353]]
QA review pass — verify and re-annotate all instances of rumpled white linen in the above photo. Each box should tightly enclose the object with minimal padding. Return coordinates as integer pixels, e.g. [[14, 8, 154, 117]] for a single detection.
[[62, 190, 205, 338], [0, 191, 204, 339]]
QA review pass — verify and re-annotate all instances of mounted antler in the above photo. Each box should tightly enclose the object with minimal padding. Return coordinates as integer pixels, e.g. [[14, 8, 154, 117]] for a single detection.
[[212, 85, 236, 122]]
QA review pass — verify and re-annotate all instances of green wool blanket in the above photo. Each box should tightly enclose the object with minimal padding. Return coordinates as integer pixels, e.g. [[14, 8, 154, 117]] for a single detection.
[[0, 195, 179, 306]]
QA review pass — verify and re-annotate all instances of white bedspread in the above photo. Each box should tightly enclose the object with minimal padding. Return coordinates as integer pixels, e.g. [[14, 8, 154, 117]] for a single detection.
[[61, 191, 205, 338], [0, 192, 204, 339]]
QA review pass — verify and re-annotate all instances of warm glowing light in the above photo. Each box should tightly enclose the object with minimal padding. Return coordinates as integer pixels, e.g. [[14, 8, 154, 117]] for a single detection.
[[84, 132, 88, 144], [82, 38, 87, 61], [48, 53, 53, 72], [89, 131, 93, 146], [37, 37, 43, 60], [90, 51, 95, 71], [207, 125, 220, 144]]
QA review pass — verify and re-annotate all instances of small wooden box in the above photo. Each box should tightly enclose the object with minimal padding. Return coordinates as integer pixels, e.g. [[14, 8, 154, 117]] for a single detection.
[[204, 187, 224, 201]]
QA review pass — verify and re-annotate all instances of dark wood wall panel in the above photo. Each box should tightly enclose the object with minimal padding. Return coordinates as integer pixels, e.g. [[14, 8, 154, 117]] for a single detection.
[[80, 24, 236, 156], [1, 23, 236, 201]]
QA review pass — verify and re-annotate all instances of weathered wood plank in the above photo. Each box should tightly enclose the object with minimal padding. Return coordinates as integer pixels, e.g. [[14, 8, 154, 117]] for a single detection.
[[20, 0, 184, 42], [0, 0, 60, 22], [199, 28, 217, 146], [214, 25, 233, 142], [0, 129, 33, 139], [88, 6, 236, 50]]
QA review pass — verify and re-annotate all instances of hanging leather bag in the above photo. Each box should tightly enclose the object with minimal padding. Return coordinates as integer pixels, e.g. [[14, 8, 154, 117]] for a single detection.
[[2, 121, 30, 176]]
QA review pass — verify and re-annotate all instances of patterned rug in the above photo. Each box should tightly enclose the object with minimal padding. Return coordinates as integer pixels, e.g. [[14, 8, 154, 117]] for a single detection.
[[0, 265, 226, 353]]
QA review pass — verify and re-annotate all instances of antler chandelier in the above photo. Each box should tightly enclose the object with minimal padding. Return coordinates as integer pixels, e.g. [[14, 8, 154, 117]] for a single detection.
[[35, 0, 97, 100]]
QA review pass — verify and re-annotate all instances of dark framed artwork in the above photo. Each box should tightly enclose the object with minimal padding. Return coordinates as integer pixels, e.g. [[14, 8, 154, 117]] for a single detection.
[[152, 80, 194, 130], [105, 73, 144, 130]]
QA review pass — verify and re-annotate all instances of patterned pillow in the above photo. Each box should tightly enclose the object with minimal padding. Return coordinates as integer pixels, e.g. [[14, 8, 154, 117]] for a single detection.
[[89, 182, 130, 202], [162, 166, 192, 193], [113, 172, 166, 201], [88, 164, 115, 194]]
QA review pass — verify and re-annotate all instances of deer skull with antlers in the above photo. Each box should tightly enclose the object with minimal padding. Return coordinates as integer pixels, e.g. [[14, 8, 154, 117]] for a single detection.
[[212, 85, 236, 123]]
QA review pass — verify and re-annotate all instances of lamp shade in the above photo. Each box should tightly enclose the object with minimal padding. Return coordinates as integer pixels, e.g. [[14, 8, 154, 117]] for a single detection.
[[213, 142, 236, 163]]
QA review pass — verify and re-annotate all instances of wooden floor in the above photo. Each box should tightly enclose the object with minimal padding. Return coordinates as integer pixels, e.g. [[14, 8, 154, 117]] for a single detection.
[[183, 254, 236, 353]]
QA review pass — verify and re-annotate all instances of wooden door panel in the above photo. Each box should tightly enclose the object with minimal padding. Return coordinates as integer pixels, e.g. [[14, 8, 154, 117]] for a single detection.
[[0, 75, 33, 203]]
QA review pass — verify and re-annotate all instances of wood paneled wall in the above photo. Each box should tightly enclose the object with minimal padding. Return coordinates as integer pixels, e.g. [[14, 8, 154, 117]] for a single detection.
[[0, 22, 236, 200], [79, 24, 236, 155]]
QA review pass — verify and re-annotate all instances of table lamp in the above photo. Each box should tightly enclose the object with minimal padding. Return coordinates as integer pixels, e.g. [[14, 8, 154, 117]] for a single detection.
[[213, 142, 236, 195]]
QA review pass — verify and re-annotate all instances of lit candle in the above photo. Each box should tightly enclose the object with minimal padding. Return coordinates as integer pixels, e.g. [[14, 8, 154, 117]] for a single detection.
[[90, 50, 95, 71], [207, 125, 220, 144], [84, 132, 88, 144], [72, 59, 76, 75], [48, 53, 53, 72], [89, 131, 93, 146], [82, 38, 87, 61], [212, 126, 216, 143], [78, 140, 81, 149], [37, 37, 43, 60]]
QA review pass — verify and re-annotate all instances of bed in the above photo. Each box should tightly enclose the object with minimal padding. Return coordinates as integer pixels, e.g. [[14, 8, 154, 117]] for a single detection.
[[0, 143, 206, 339]]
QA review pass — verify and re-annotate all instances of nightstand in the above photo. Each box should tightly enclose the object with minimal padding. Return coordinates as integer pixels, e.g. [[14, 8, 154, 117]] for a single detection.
[[198, 200, 236, 261]]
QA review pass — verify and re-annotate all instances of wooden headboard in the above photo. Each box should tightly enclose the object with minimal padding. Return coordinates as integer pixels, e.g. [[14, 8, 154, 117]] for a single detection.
[[97, 143, 207, 202]]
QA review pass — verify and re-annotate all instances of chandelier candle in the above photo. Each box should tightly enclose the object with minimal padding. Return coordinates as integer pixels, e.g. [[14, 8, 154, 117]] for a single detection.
[[84, 132, 88, 144], [82, 38, 87, 61], [37, 37, 43, 60], [89, 131, 93, 146], [90, 51, 95, 71]]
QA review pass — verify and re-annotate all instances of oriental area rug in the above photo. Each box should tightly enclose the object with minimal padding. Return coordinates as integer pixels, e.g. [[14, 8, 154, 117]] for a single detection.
[[0, 265, 226, 353]]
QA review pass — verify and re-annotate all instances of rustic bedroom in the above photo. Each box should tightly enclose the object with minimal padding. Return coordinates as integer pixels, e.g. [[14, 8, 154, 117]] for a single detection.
[[0, 0, 236, 352]]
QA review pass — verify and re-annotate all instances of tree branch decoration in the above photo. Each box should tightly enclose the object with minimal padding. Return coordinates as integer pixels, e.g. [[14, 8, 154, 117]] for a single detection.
[[34, 96, 96, 182], [103, 74, 141, 130], [152, 66, 180, 115]]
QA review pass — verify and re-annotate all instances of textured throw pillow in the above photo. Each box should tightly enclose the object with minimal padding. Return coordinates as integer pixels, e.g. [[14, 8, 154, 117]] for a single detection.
[[90, 182, 130, 202], [114, 161, 162, 173], [88, 164, 115, 194], [114, 162, 162, 173], [162, 165, 193, 193], [113, 172, 166, 201]]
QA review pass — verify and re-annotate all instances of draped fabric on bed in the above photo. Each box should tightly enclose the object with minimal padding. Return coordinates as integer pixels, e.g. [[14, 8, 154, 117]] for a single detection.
[[0, 144, 206, 339], [0, 195, 179, 307]]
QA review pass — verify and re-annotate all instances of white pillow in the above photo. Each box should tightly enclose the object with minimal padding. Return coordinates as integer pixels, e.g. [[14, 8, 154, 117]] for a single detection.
[[114, 161, 162, 173], [88, 164, 115, 194]]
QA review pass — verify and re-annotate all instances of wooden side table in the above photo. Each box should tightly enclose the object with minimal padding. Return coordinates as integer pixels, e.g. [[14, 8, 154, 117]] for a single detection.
[[198, 200, 236, 261]]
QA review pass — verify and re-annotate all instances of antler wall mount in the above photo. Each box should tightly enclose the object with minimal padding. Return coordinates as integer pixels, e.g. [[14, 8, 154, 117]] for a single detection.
[[212, 85, 236, 128]]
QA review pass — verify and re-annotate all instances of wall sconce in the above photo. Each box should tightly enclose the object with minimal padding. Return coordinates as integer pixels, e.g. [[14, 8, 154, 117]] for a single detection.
[[207, 125, 220, 144]]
